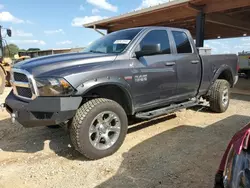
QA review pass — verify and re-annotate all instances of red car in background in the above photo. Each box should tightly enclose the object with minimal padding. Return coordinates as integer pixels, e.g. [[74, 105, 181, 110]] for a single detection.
[[215, 123, 250, 188]]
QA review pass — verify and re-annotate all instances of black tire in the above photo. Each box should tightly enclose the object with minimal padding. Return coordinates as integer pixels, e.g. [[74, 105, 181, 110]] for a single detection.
[[0, 68, 5, 95], [69, 98, 128, 160], [209, 79, 230, 113]]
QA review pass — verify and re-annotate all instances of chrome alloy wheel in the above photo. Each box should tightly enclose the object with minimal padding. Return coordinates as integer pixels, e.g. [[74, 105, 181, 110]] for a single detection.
[[89, 111, 121, 150], [222, 88, 229, 107]]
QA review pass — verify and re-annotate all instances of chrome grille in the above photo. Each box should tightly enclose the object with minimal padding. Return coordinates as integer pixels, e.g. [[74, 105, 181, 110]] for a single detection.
[[14, 72, 29, 82], [16, 87, 33, 98], [11, 68, 38, 100]]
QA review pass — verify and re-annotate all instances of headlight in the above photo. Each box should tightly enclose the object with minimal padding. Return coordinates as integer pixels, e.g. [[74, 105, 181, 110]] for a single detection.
[[35, 77, 75, 96]]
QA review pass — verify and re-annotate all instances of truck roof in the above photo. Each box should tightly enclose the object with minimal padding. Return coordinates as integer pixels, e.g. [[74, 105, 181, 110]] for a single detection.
[[115, 26, 189, 33]]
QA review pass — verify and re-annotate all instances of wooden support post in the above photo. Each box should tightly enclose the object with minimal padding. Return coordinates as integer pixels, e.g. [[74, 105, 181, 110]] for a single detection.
[[196, 11, 205, 47]]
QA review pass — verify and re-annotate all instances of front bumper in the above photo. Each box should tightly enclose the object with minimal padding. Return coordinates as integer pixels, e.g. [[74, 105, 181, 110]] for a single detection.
[[5, 91, 82, 127]]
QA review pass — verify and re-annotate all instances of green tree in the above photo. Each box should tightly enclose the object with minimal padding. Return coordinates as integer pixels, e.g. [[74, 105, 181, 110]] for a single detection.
[[3, 43, 19, 58], [27, 48, 40, 51]]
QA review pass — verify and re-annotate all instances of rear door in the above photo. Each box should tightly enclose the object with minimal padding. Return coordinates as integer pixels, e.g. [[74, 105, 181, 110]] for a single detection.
[[131, 29, 177, 110], [170, 29, 201, 100]]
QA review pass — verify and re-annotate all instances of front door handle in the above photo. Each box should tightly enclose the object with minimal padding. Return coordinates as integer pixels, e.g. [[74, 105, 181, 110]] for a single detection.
[[165, 62, 176, 66], [191, 60, 199, 64]]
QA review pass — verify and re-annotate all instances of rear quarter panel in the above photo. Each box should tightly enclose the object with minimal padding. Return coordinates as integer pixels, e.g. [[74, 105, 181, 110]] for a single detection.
[[199, 54, 238, 96]]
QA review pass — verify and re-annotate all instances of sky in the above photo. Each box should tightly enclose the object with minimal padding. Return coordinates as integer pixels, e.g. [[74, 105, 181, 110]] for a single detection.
[[0, 0, 250, 54]]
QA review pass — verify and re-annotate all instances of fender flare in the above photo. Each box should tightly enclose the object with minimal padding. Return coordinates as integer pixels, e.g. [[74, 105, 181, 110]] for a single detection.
[[211, 64, 234, 87], [75, 76, 134, 114]]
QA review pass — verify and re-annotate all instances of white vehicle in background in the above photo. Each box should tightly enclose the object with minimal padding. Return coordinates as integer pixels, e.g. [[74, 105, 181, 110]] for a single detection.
[[238, 51, 250, 78]]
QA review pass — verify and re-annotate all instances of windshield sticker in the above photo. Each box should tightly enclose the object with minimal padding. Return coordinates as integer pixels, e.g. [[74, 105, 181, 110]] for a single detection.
[[114, 40, 131, 44]]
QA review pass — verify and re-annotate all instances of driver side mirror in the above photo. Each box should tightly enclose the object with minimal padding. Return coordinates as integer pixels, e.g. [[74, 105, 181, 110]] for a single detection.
[[135, 43, 161, 58], [7, 29, 12, 37]]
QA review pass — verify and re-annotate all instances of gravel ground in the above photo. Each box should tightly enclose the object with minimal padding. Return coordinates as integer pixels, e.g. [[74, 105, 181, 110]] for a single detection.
[[0, 78, 250, 188]]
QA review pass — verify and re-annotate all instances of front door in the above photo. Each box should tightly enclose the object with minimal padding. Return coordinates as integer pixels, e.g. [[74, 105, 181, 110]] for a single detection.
[[131, 29, 177, 110]]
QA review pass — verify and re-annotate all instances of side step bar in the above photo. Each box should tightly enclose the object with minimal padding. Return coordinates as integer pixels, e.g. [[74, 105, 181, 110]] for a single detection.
[[135, 99, 199, 120]]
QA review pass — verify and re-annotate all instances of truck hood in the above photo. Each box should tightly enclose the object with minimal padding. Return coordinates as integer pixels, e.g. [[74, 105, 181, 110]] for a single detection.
[[13, 52, 117, 77]]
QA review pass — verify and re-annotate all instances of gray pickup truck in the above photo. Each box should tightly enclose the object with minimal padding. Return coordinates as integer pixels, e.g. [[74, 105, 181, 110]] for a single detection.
[[4, 27, 238, 159]]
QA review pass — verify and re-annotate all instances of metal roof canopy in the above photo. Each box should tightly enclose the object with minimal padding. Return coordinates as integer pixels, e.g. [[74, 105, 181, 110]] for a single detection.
[[84, 0, 250, 43]]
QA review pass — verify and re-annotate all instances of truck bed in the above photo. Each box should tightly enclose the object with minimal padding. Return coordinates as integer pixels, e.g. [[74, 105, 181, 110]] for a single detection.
[[199, 54, 238, 96]]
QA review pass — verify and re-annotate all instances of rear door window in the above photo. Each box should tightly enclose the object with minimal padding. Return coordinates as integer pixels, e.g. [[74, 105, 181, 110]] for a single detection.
[[172, 31, 192, 54]]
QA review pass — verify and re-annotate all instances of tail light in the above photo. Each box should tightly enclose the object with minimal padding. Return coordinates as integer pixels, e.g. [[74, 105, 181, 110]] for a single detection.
[[237, 64, 240, 72]]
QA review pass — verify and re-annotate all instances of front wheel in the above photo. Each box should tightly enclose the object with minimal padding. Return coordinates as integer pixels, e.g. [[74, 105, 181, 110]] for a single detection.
[[69, 98, 128, 160], [209, 79, 230, 113]]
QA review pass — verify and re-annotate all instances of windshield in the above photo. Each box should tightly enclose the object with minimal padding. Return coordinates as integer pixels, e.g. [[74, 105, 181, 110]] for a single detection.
[[83, 28, 142, 54]]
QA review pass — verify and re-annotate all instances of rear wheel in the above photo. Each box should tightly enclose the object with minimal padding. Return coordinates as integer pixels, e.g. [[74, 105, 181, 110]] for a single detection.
[[209, 79, 230, 113], [0, 67, 5, 95], [69, 98, 128, 160]]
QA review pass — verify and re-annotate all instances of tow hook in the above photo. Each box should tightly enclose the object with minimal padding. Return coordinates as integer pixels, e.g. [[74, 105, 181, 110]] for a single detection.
[[11, 113, 17, 124], [0, 103, 17, 123], [0, 103, 5, 112]]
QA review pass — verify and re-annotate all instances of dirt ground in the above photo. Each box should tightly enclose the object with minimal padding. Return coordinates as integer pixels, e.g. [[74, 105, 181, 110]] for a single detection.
[[0, 78, 250, 188]]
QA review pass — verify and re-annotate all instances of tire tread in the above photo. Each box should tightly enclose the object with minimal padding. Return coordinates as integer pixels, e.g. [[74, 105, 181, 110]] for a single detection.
[[209, 79, 230, 113], [70, 98, 125, 159]]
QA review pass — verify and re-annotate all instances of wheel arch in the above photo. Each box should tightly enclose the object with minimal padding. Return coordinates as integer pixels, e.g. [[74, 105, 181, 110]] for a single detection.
[[213, 65, 234, 87], [76, 79, 134, 115]]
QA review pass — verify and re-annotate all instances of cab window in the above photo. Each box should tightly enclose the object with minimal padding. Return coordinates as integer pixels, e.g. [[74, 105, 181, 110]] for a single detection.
[[138, 30, 171, 54], [172, 31, 192, 54]]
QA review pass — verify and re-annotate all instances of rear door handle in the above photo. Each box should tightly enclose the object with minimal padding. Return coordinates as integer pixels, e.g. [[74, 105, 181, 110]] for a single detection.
[[191, 60, 199, 64], [165, 62, 176, 66]]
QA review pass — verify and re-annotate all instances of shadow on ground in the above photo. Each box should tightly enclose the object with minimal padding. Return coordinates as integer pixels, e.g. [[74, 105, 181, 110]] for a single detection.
[[96, 115, 250, 188], [234, 78, 250, 90], [0, 115, 177, 160], [0, 119, 79, 158], [230, 78, 250, 101], [231, 93, 250, 102], [1, 115, 250, 188], [1, 113, 250, 187]]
